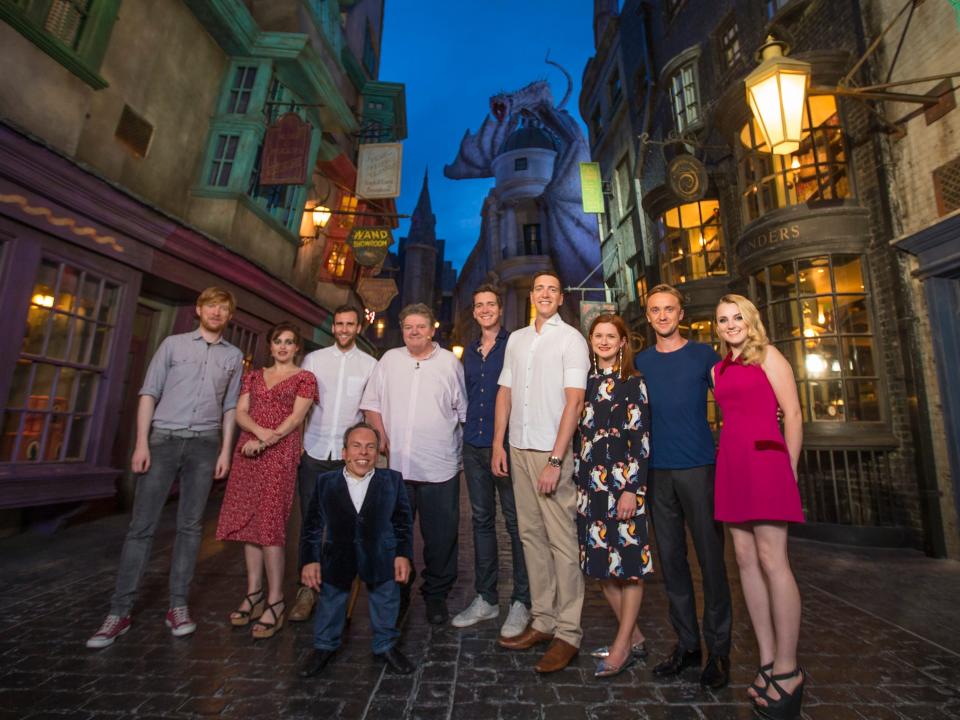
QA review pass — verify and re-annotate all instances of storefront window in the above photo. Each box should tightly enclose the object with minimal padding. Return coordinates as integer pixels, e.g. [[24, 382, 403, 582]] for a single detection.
[[1, 258, 120, 463], [753, 254, 880, 423], [223, 322, 260, 372], [657, 199, 726, 285], [680, 319, 720, 430], [738, 95, 851, 224]]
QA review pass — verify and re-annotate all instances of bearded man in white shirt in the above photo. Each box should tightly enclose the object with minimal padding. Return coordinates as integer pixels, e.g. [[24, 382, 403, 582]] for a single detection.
[[290, 305, 377, 622], [492, 272, 590, 673], [361, 303, 467, 626]]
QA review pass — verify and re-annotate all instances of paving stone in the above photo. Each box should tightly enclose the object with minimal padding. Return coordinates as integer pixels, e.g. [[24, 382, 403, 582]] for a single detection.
[[1, 490, 959, 720]]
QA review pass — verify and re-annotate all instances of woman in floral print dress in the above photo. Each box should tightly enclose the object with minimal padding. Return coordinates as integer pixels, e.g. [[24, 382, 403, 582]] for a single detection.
[[575, 313, 652, 679]]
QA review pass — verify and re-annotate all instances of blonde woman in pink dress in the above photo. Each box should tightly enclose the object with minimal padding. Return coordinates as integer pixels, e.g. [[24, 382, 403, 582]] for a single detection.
[[216, 322, 317, 639], [711, 294, 804, 720]]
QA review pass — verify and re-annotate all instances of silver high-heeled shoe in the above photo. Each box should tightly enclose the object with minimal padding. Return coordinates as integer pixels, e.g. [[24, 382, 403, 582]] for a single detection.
[[589, 641, 648, 659]]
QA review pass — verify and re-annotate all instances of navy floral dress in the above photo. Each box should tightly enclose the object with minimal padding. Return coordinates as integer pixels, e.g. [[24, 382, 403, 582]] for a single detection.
[[575, 368, 653, 580]]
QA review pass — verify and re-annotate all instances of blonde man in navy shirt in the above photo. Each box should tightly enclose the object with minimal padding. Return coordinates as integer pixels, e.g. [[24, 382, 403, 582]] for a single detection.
[[634, 284, 732, 689]]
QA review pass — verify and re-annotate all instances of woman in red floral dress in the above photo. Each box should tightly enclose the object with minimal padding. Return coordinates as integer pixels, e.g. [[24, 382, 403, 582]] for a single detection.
[[216, 322, 318, 639]]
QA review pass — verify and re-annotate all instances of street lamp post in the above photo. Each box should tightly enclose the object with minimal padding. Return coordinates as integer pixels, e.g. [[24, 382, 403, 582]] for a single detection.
[[744, 37, 811, 156]]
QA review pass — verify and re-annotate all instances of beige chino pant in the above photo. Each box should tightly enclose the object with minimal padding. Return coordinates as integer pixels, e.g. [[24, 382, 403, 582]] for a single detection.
[[509, 447, 584, 647]]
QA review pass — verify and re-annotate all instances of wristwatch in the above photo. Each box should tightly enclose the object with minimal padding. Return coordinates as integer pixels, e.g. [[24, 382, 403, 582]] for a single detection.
[[547, 455, 562, 468]]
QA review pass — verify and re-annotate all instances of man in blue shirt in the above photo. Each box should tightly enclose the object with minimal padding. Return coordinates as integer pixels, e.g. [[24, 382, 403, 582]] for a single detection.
[[450, 284, 531, 638], [634, 284, 732, 689]]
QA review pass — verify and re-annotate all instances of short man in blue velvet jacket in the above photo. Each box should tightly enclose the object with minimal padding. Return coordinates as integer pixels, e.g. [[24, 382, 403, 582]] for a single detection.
[[297, 422, 415, 677]]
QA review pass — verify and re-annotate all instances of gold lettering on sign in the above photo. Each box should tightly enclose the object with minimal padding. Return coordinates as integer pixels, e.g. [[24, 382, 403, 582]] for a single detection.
[[739, 223, 800, 258], [0, 194, 124, 252]]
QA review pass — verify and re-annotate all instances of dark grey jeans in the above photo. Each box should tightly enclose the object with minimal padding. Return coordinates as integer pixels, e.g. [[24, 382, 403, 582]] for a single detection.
[[109, 429, 220, 616], [463, 443, 530, 607]]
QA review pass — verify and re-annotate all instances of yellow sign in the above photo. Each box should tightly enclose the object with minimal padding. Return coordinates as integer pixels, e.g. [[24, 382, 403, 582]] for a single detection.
[[579, 162, 604, 213]]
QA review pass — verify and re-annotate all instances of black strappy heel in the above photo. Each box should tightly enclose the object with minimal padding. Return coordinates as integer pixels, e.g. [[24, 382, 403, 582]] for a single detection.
[[748, 662, 774, 700], [753, 666, 805, 720], [251, 597, 285, 639], [229, 588, 265, 627]]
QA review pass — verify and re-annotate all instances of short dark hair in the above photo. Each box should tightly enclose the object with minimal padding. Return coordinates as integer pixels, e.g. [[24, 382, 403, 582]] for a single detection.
[[266, 322, 302, 366], [531, 271, 563, 290], [333, 305, 362, 324], [472, 283, 503, 308], [342, 421, 381, 453]]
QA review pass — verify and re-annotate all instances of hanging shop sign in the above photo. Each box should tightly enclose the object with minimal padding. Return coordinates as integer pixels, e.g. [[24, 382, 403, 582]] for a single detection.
[[357, 277, 399, 312], [579, 301, 618, 335], [667, 155, 708, 202], [356, 142, 403, 199], [347, 225, 394, 266], [260, 113, 313, 186], [579, 162, 604, 213]]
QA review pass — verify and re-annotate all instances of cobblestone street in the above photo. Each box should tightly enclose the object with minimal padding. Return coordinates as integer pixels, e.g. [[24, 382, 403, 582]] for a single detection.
[[2, 480, 959, 720]]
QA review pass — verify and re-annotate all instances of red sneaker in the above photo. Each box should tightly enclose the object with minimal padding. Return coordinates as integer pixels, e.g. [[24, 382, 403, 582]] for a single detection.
[[164, 606, 197, 637], [86, 614, 131, 649]]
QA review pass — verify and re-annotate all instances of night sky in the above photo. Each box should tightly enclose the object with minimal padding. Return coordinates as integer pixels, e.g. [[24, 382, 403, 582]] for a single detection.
[[379, 1, 597, 272]]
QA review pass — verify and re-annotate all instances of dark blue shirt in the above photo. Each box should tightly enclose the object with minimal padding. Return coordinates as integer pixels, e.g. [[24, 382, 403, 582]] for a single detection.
[[463, 327, 509, 447], [634, 340, 720, 469]]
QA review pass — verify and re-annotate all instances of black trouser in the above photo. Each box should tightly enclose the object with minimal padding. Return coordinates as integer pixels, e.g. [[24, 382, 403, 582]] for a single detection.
[[648, 465, 732, 657], [296, 453, 344, 574], [405, 476, 460, 601]]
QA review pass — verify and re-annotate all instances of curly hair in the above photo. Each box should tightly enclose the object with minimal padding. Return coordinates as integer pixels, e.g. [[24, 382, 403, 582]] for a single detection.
[[716, 294, 770, 366]]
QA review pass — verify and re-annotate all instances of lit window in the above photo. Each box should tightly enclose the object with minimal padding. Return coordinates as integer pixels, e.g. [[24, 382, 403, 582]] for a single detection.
[[718, 17, 741, 69], [337, 193, 359, 229], [683, 318, 720, 429], [375, 319, 385, 339], [753, 255, 880, 423], [656, 199, 726, 285], [325, 242, 348, 277], [669, 62, 701, 132], [738, 94, 851, 224], [1, 258, 121, 462]]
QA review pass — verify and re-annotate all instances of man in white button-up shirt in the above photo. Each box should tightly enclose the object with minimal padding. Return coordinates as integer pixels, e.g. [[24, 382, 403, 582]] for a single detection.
[[290, 305, 376, 622], [492, 272, 590, 673], [361, 303, 467, 626]]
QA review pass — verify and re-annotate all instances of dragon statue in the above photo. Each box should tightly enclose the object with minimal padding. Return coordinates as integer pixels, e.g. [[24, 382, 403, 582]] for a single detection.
[[443, 58, 602, 297]]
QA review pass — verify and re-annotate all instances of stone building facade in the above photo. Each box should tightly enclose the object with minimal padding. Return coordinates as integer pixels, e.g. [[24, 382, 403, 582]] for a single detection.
[[0, 0, 405, 513], [579, 0, 959, 556]]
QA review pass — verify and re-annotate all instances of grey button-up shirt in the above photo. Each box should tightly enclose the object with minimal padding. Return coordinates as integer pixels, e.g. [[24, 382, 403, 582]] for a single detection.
[[139, 330, 244, 432]]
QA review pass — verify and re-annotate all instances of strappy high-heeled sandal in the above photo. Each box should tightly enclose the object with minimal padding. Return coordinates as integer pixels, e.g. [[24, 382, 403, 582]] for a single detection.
[[754, 666, 805, 720], [229, 588, 265, 627], [251, 597, 285, 640], [747, 662, 774, 700]]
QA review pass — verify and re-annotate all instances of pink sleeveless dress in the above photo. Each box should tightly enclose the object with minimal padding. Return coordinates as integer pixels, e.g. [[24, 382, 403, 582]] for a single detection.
[[713, 353, 804, 523]]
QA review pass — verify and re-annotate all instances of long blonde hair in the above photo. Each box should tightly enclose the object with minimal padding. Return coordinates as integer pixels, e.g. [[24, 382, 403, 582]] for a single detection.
[[716, 294, 769, 366]]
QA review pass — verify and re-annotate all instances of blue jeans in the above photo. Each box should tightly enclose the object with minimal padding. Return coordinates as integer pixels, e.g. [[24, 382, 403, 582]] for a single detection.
[[110, 430, 220, 615], [313, 579, 400, 654], [462, 443, 530, 607]]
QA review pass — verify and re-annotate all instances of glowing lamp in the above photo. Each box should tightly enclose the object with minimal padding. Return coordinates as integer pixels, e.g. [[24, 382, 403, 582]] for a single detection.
[[452, 345, 465, 360], [745, 37, 811, 156], [32, 293, 54, 307], [312, 205, 332, 229]]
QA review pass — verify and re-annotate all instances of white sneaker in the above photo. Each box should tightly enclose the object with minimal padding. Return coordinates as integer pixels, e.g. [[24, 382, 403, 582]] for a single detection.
[[450, 595, 499, 628], [500, 601, 530, 638]]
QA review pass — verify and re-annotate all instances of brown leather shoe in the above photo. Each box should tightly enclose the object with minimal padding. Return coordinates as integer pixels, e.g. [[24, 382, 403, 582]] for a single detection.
[[534, 639, 579, 673], [498, 625, 553, 650], [288, 586, 316, 622]]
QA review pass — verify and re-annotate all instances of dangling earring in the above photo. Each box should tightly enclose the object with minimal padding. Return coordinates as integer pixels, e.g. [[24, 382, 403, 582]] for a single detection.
[[617, 347, 623, 375], [592, 353, 599, 374]]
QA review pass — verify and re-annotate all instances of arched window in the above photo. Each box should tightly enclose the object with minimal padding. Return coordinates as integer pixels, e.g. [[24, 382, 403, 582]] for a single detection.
[[656, 199, 726, 285]]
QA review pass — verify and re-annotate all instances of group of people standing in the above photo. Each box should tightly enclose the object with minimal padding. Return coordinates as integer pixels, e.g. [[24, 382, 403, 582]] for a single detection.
[[85, 273, 806, 718]]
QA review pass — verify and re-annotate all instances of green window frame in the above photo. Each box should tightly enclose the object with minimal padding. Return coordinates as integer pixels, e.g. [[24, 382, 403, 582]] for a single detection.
[[196, 62, 318, 235], [0, 0, 120, 89]]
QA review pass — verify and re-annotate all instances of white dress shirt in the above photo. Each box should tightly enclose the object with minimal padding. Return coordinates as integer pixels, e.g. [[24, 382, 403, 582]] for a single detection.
[[360, 343, 467, 483], [343, 467, 375, 513], [498, 313, 590, 451], [302, 344, 377, 461]]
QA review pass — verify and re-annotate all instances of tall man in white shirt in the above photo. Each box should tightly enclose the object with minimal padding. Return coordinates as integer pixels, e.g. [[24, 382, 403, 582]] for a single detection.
[[361, 303, 467, 625], [492, 272, 590, 673], [290, 305, 377, 622]]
